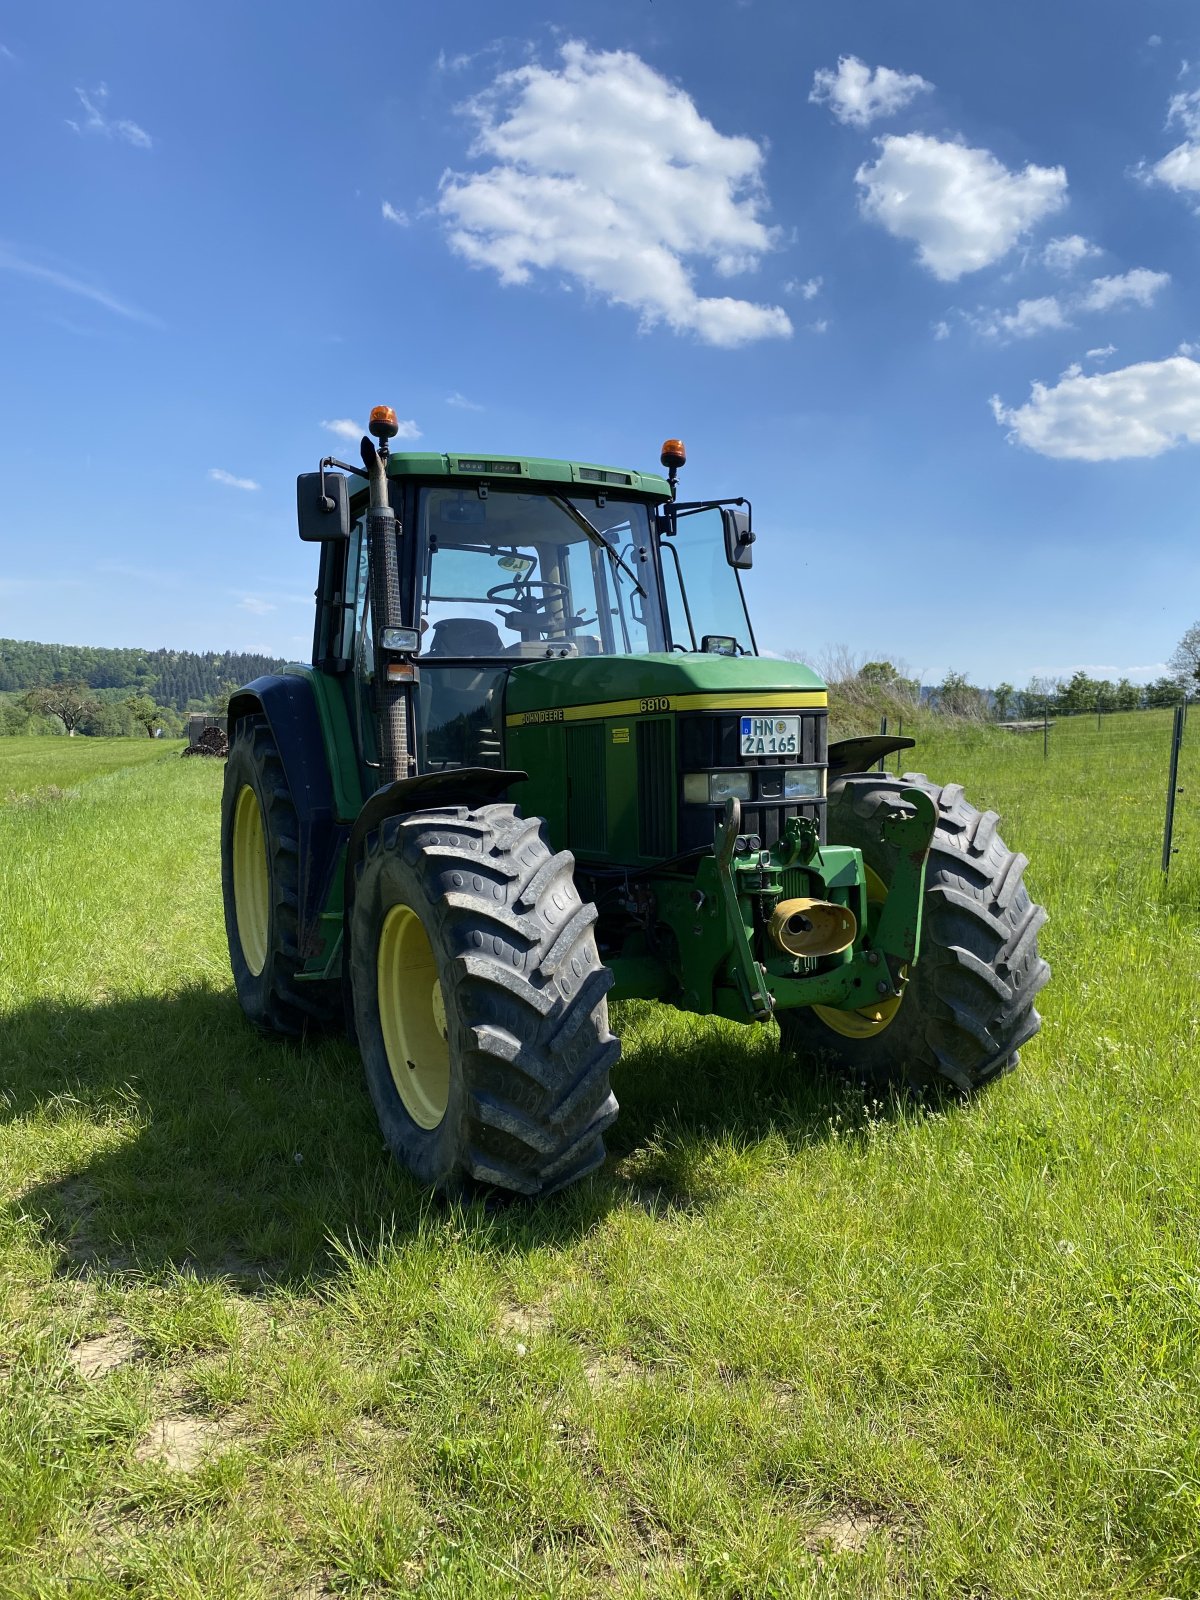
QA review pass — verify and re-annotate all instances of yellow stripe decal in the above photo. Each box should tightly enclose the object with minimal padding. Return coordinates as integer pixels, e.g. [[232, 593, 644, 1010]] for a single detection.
[[505, 690, 827, 727]]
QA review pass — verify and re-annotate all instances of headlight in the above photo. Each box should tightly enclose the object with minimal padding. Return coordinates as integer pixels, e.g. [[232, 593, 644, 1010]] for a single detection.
[[711, 770, 753, 803], [784, 767, 823, 799], [683, 771, 754, 804]]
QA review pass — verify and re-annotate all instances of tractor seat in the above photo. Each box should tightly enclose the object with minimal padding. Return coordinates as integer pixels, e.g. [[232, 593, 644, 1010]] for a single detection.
[[427, 617, 504, 657]]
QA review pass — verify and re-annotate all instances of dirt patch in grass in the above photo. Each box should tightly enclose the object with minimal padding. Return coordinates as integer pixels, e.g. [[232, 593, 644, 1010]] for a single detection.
[[69, 1328, 135, 1379], [582, 1350, 643, 1390], [496, 1296, 556, 1347], [805, 1506, 898, 1554], [134, 1413, 238, 1471]]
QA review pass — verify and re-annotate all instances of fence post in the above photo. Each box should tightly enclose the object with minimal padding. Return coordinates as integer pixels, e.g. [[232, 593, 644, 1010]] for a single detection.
[[896, 716, 903, 774], [1162, 702, 1185, 875], [877, 715, 887, 772]]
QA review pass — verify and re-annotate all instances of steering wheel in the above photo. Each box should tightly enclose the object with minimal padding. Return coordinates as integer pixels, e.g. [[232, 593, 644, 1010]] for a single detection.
[[486, 579, 570, 610]]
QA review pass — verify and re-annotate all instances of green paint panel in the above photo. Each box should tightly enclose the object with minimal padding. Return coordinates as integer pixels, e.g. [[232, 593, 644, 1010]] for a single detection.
[[340, 452, 672, 503], [506, 653, 827, 717]]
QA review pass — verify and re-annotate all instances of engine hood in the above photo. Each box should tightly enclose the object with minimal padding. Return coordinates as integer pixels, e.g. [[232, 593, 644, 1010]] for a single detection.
[[504, 653, 827, 724]]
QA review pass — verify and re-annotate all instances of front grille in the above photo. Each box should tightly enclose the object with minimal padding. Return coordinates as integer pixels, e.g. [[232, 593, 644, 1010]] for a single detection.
[[677, 708, 828, 854], [566, 723, 606, 852], [678, 710, 826, 768], [637, 717, 673, 857]]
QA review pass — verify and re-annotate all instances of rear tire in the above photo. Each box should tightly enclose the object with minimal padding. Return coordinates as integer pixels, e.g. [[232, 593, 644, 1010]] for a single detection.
[[221, 715, 338, 1037], [350, 803, 620, 1196], [779, 772, 1050, 1093]]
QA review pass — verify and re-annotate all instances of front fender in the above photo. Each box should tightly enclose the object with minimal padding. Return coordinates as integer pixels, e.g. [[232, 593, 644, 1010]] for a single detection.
[[228, 674, 344, 962]]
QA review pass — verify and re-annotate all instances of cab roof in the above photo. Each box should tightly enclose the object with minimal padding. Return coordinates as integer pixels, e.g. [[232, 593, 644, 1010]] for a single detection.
[[372, 451, 672, 501]]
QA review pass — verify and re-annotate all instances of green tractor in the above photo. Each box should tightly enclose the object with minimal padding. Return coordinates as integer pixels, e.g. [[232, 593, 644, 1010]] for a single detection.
[[221, 409, 1049, 1196]]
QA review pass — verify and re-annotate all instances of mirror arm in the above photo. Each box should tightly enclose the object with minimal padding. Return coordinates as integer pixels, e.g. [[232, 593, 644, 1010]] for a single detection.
[[319, 455, 362, 513]]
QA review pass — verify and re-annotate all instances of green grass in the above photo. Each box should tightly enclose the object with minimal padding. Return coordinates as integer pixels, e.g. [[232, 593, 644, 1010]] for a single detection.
[[0, 736, 185, 802], [1, 715, 1198, 1597]]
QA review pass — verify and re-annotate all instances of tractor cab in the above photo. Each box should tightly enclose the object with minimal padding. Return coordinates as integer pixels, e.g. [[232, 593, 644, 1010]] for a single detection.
[[302, 435, 767, 822]]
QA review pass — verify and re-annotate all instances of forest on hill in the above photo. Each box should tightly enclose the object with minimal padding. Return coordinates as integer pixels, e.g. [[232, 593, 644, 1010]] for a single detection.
[[0, 639, 288, 712]]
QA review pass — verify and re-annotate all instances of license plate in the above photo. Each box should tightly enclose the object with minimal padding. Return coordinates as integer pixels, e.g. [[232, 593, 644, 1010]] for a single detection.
[[740, 715, 800, 757]]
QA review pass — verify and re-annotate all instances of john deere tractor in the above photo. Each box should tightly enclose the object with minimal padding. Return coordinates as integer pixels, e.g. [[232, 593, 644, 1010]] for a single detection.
[[221, 409, 1049, 1196]]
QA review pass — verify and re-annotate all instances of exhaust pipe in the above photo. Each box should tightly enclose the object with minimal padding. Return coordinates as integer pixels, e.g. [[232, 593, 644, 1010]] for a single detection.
[[769, 898, 857, 958]]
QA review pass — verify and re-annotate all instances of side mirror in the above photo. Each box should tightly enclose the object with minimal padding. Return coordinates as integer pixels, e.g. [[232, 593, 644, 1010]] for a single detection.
[[297, 472, 350, 542], [722, 506, 754, 569]]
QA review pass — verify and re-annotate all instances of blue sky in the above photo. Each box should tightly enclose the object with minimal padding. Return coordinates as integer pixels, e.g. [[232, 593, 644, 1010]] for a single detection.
[[2, 0, 1199, 688]]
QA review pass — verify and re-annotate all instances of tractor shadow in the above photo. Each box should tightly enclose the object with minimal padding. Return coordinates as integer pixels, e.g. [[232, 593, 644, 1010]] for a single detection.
[[5, 989, 923, 1290]]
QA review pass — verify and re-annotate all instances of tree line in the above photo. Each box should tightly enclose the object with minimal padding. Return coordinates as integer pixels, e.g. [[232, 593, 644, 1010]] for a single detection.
[[0, 640, 286, 711], [0, 638, 288, 738]]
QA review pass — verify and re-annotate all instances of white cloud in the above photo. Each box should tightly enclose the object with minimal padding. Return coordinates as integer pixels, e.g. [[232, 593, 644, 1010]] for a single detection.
[[1167, 87, 1200, 138], [1148, 34, 1162, 47], [0, 244, 159, 325], [783, 275, 822, 299], [1041, 234, 1100, 274], [381, 200, 409, 226], [1178, 340, 1199, 357], [67, 84, 152, 148], [1078, 268, 1170, 311], [1086, 344, 1116, 360], [991, 356, 1200, 460], [1143, 86, 1200, 193], [974, 295, 1068, 340], [438, 41, 791, 348], [1149, 142, 1200, 193], [808, 317, 829, 334], [967, 268, 1167, 346], [238, 595, 276, 615], [322, 418, 363, 442], [856, 133, 1067, 280], [932, 319, 951, 340], [446, 391, 483, 410], [209, 468, 261, 491], [322, 416, 421, 442], [809, 56, 932, 128]]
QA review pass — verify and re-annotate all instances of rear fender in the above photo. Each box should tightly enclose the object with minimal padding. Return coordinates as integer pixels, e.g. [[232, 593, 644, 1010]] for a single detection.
[[228, 676, 345, 961]]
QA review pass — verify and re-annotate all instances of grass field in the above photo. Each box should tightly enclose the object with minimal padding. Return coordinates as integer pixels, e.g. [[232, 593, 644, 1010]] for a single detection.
[[1, 715, 1198, 1598], [0, 736, 186, 802]]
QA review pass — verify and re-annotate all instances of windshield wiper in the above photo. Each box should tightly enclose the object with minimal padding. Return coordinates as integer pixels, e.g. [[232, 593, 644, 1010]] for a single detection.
[[550, 496, 647, 598]]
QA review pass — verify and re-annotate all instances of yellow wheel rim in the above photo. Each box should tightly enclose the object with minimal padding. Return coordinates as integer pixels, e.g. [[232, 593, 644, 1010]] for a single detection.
[[813, 866, 906, 1040], [376, 904, 450, 1130], [232, 784, 270, 977]]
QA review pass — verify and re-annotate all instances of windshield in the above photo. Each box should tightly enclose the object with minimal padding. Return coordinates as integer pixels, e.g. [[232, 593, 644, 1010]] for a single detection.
[[660, 505, 755, 654], [418, 487, 664, 657]]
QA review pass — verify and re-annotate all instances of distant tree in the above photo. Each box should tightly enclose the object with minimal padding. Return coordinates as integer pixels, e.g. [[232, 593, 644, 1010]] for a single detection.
[[1059, 670, 1097, 715], [1094, 679, 1117, 714], [124, 694, 170, 737], [23, 682, 99, 736], [936, 669, 984, 717], [859, 661, 900, 685], [209, 677, 240, 716], [0, 697, 32, 735], [994, 682, 1015, 721], [1021, 677, 1057, 719], [1169, 622, 1200, 691], [1145, 676, 1186, 709], [1115, 678, 1141, 712], [82, 701, 133, 737]]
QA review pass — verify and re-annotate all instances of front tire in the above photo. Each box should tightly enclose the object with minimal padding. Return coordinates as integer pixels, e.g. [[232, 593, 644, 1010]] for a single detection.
[[350, 803, 619, 1196], [779, 773, 1050, 1093]]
